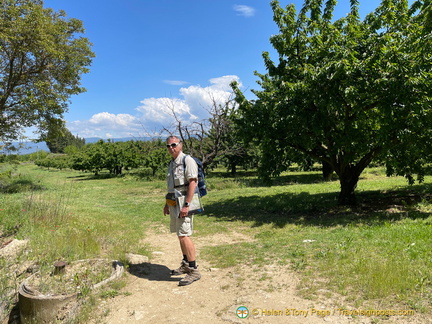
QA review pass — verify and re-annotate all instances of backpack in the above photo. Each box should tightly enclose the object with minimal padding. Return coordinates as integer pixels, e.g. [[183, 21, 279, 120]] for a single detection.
[[183, 155, 207, 197]]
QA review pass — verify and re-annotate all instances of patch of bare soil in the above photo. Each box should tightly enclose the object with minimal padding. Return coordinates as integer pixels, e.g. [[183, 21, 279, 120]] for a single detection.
[[88, 226, 429, 324]]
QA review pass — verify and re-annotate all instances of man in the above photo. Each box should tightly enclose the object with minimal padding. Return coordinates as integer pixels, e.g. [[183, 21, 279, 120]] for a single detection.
[[163, 135, 201, 286]]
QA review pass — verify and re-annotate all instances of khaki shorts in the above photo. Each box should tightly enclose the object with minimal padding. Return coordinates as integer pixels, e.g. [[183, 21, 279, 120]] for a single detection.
[[169, 205, 193, 236]]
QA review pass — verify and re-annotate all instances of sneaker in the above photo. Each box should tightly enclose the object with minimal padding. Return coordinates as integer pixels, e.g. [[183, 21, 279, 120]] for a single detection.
[[178, 266, 201, 286], [171, 260, 188, 276]]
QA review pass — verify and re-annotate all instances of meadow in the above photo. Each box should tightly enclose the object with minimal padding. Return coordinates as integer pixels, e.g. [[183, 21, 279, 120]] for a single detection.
[[0, 162, 431, 320]]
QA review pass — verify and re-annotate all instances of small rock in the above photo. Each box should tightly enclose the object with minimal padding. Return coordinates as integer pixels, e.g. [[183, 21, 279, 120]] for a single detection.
[[134, 310, 145, 321], [0, 239, 28, 258], [302, 239, 316, 243], [125, 253, 149, 265]]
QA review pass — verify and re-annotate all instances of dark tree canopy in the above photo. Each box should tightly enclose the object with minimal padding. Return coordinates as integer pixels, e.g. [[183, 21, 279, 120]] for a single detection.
[[0, 0, 94, 143], [45, 126, 85, 153], [232, 0, 432, 205]]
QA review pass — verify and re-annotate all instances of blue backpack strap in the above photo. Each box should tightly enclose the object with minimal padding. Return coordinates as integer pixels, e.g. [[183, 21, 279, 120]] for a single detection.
[[182, 154, 187, 174]]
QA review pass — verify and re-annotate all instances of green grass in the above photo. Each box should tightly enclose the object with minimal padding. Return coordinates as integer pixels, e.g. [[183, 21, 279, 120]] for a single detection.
[[202, 168, 432, 313], [1, 163, 432, 318]]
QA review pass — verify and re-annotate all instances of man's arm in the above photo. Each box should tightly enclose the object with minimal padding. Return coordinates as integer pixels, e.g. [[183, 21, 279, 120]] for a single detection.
[[179, 178, 197, 217], [185, 178, 197, 204]]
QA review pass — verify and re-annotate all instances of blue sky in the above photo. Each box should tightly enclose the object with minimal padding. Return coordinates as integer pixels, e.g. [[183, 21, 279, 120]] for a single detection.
[[40, 0, 381, 139]]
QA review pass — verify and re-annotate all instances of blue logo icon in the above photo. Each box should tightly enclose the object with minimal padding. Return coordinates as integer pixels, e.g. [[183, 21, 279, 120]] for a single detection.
[[236, 306, 249, 319]]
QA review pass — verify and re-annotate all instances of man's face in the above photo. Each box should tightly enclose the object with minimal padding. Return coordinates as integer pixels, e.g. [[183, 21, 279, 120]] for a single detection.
[[166, 138, 182, 159]]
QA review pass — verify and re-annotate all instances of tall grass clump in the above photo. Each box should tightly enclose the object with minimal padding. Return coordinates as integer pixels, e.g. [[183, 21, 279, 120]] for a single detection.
[[0, 195, 26, 237], [0, 169, 103, 264]]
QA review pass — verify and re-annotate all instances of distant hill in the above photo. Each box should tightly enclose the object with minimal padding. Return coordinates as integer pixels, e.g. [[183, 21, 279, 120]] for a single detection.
[[84, 137, 145, 143], [2, 137, 153, 155], [1, 142, 49, 154]]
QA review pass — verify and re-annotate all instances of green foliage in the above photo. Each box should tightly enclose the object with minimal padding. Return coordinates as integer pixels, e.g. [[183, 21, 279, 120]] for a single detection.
[[21, 150, 50, 162], [98, 140, 139, 175], [232, 0, 432, 205], [140, 139, 170, 176], [70, 140, 106, 175], [27, 139, 171, 178], [34, 154, 71, 170], [214, 104, 259, 175], [0, 0, 95, 143], [0, 154, 18, 164], [69, 139, 170, 176], [45, 126, 85, 153]]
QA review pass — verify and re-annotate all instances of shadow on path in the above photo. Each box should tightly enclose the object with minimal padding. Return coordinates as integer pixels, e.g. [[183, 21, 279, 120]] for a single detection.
[[128, 263, 180, 283]]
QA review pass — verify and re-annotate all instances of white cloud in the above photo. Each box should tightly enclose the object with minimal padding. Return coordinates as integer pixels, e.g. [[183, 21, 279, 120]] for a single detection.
[[68, 75, 242, 139], [68, 112, 143, 139], [233, 5, 256, 17], [179, 75, 241, 119], [163, 80, 189, 86], [136, 97, 196, 123], [209, 75, 240, 91], [137, 75, 240, 123], [89, 112, 137, 127]]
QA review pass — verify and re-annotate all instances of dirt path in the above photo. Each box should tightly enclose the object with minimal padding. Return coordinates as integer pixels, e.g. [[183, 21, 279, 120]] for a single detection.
[[90, 226, 428, 324]]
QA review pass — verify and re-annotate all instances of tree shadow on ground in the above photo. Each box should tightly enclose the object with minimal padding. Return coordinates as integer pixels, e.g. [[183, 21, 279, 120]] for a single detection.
[[203, 183, 432, 228], [239, 172, 327, 187], [0, 179, 45, 194], [211, 171, 327, 187], [66, 173, 123, 181], [128, 263, 180, 283]]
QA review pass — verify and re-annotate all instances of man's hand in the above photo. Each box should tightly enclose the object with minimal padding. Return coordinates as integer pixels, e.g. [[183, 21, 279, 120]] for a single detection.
[[179, 206, 190, 218], [163, 205, 170, 216]]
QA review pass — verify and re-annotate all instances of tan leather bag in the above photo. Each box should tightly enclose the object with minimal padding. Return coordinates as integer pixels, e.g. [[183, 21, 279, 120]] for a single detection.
[[165, 193, 177, 206]]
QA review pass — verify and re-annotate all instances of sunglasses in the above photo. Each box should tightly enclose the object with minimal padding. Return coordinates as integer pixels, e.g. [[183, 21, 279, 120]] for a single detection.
[[166, 142, 180, 148]]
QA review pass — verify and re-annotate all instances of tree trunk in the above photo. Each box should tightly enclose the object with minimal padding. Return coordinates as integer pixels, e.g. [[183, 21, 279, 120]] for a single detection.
[[337, 166, 360, 206], [322, 161, 334, 181], [115, 166, 122, 175], [230, 163, 237, 176]]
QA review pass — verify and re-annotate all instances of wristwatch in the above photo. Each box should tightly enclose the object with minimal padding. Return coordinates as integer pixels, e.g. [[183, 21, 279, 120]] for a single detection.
[[184, 201, 190, 207]]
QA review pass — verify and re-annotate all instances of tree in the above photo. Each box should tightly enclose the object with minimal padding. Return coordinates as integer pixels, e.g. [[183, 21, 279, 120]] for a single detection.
[[232, 0, 432, 205], [70, 140, 106, 175], [45, 126, 85, 153], [165, 94, 247, 172], [0, 0, 94, 144], [67, 140, 168, 176], [140, 139, 170, 177]]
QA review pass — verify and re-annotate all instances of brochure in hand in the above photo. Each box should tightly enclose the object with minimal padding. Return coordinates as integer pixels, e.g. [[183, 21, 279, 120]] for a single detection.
[[176, 193, 204, 216]]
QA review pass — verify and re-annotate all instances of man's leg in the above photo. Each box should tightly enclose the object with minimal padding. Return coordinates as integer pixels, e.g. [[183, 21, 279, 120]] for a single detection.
[[178, 235, 196, 265], [169, 206, 189, 275], [170, 215, 201, 285], [170, 235, 193, 276], [177, 235, 201, 286]]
